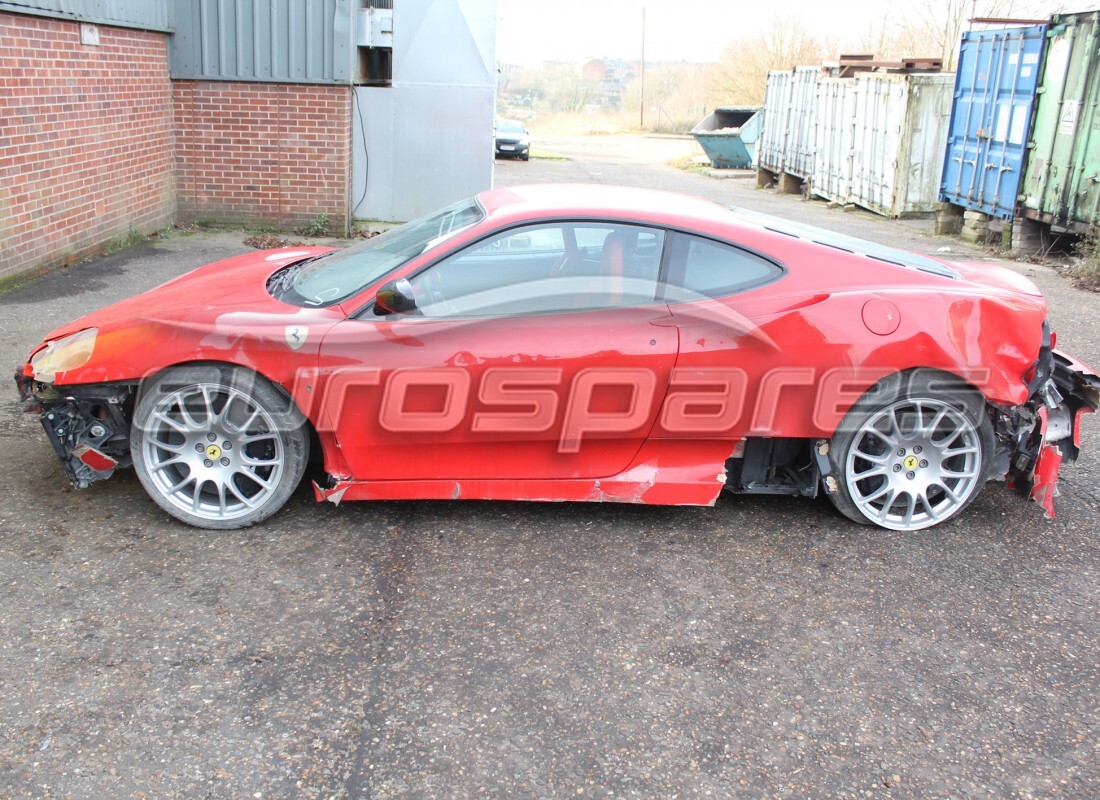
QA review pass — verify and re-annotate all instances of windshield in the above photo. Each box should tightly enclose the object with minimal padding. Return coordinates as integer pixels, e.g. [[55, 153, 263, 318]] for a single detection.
[[497, 120, 525, 134], [277, 198, 484, 307]]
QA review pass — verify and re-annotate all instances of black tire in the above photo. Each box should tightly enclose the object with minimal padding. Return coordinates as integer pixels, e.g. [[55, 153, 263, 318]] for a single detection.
[[828, 369, 994, 531], [131, 365, 309, 529]]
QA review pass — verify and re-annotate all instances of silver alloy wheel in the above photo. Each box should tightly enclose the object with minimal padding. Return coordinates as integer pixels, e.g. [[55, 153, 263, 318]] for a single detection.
[[844, 397, 982, 531], [141, 382, 285, 523]]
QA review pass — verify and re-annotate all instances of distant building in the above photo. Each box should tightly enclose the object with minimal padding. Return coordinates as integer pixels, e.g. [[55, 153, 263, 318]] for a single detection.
[[579, 58, 637, 109]]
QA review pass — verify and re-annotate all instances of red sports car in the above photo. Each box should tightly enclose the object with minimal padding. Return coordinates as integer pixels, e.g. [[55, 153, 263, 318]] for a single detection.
[[15, 185, 1100, 531]]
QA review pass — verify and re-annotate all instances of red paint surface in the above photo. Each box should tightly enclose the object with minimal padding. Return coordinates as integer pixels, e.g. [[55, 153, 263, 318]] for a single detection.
[[23, 185, 1091, 507]]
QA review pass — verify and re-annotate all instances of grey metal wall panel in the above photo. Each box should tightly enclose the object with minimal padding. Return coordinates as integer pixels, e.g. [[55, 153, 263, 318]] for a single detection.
[[0, 0, 173, 31], [169, 0, 354, 84], [353, 83, 495, 222], [353, 0, 498, 222]]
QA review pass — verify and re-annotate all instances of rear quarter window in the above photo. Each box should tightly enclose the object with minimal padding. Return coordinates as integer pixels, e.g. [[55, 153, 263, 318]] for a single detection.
[[665, 232, 782, 300]]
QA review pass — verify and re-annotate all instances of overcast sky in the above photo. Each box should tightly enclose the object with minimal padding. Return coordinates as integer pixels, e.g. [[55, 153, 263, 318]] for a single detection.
[[496, 0, 1090, 64]]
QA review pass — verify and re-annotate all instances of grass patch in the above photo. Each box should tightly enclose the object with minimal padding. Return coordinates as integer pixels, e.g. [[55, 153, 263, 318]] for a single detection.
[[530, 149, 570, 161], [667, 155, 710, 175], [1070, 234, 1100, 291]]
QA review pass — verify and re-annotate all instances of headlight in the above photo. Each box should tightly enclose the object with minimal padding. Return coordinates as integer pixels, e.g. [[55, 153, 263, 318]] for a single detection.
[[29, 328, 98, 383]]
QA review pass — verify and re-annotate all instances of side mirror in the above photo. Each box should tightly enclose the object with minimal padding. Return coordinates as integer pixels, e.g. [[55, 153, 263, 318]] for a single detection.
[[374, 278, 417, 315]]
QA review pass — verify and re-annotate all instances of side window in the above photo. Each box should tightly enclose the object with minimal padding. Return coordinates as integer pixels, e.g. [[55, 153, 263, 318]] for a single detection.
[[406, 222, 665, 317], [665, 233, 782, 301]]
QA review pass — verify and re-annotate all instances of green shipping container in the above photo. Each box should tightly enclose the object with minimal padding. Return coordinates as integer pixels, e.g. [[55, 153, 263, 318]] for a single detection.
[[1020, 10, 1100, 233]]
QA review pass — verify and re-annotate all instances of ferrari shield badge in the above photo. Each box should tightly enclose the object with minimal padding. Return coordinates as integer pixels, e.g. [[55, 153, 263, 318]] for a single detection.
[[284, 325, 309, 351]]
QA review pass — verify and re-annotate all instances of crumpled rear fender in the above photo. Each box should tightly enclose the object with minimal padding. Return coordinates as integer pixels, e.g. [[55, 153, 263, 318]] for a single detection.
[[995, 348, 1100, 518]]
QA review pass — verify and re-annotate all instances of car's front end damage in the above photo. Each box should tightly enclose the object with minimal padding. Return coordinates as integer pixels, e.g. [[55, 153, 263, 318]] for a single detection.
[[16, 373, 136, 489], [993, 339, 1100, 517]]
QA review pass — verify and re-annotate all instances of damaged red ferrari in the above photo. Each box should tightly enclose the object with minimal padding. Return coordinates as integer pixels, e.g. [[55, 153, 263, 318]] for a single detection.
[[15, 185, 1100, 530]]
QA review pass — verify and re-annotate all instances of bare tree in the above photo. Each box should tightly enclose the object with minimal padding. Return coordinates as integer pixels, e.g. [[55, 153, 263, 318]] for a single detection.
[[703, 16, 829, 106], [885, 0, 1065, 69]]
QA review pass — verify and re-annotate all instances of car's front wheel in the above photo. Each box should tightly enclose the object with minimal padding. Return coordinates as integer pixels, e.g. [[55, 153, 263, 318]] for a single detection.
[[131, 365, 309, 529], [828, 370, 993, 531]]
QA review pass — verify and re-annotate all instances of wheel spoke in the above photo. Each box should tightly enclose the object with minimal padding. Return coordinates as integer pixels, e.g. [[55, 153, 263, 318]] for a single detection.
[[152, 436, 186, 452], [934, 426, 965, 450], [241, 453, 280, 467], [854, 465, 888, 480], [935, 480, 961, 504], [853, 445, 890, 465], [213, 389, 238, 426], [917, 491, 939, 522], [901, 492, 917, 527], [153, 411, 188, 435], [227, 407, 262, 435], [151, 456, 186, 473], [236, 468, 273, 491], [164, 474, 194, 495], [941, 468, 978, 480], [877, 488, 899, 520], [859, 482, 892, 503], [924, 406, 949, 437], [177, 391, 205, 431], [944, 444, 979, 457], [226, 480, 258, 509], [199, 385, 215, 424]]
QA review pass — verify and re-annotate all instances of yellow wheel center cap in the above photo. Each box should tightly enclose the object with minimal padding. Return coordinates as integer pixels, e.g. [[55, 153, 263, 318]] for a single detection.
[[903, 455, 919, 470], [206, 444, 222, 460]]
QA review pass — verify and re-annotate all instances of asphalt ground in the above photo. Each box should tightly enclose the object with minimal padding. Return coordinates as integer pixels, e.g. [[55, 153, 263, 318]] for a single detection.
[[0, 136, 1096, 798]]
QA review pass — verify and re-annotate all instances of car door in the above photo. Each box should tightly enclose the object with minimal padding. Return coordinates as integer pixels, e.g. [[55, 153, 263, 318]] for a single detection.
[[316, 221, 679, 481], [655, 231, 791, 440]]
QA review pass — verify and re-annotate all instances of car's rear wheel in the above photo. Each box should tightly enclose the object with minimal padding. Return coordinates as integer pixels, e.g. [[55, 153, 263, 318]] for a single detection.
[[131, 365, 309, 529], [828, 370, 993, 531]]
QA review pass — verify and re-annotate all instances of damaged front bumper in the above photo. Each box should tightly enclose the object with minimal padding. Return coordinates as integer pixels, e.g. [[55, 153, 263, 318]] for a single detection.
[[997, 349, 1100, 518], [15, 372, 136, 488]]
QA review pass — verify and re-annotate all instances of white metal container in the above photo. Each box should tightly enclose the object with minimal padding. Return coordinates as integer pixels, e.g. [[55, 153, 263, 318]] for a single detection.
[[811, 77, 857, 204], [847, 73, 954, 218], [786, 66, 820, 177], [758, 66, 820, 177], [757, 70, 792, 173]]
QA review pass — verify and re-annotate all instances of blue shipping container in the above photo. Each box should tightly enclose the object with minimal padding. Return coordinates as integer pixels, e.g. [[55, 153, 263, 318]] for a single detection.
[[940, 24, 1048, 219]]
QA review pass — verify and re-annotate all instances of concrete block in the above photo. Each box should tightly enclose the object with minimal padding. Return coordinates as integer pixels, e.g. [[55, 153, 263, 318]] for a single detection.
[[935, 203, 964, 235], [778, 172, 803, 195]]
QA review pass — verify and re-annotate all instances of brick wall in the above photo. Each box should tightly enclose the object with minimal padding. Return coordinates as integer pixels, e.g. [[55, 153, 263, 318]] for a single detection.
[[174, 81, 352, 234], [0, 12, 176, 283]]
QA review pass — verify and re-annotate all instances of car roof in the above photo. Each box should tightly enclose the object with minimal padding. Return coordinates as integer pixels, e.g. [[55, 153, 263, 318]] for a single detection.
[[476, 184, 957, 280], [477, 184, 734, 224]]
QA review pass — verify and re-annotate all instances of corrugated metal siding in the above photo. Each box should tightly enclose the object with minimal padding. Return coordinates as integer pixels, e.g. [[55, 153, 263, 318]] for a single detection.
[[0, 0, 172, 31], [1020, 11, 1100, 232], [758, 66, 819, 176], [786, 66, 819, 177], [757, 70, 792, 173], [811, 77, 857, 204], [939, 24, 1047, 219], [849, 73, 954, 218], [169, 0, 354, 84]]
